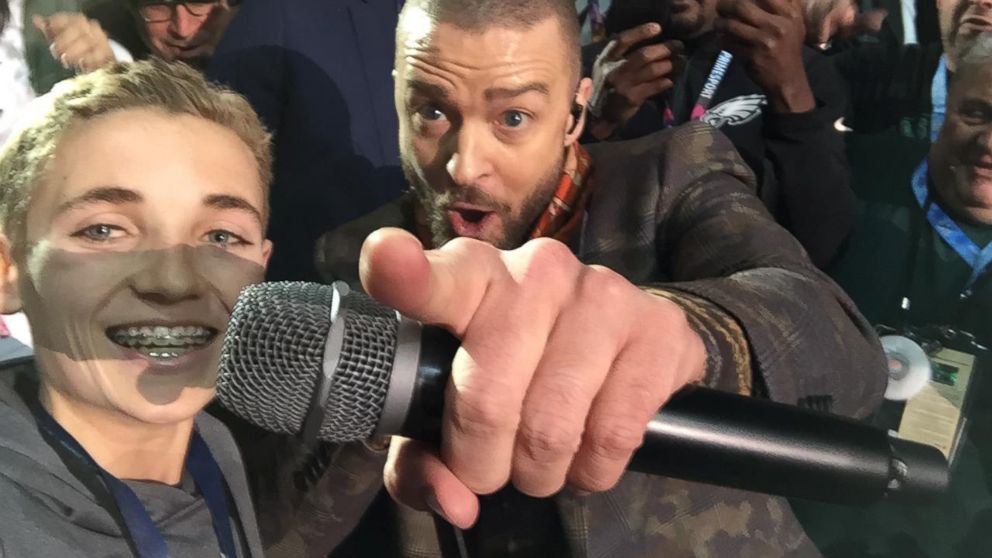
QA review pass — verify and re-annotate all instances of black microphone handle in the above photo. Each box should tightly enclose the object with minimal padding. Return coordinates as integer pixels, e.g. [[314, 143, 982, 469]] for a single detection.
[[395, 326, 948, 506]]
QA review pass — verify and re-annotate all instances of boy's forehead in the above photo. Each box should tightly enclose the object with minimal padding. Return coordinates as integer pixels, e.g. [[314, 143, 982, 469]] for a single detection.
[[28, 109, 266, 227]]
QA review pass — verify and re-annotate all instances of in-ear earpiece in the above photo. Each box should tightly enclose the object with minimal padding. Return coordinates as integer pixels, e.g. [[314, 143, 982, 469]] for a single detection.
[[569, 102, 584, 134]]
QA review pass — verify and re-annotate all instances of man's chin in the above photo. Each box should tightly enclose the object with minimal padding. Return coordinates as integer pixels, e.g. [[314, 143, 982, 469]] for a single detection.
[[669, 15, 706, 39]]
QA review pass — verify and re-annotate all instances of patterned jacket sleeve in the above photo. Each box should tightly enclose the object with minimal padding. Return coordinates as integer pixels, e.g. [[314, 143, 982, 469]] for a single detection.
[[649, 123, 886, 418]]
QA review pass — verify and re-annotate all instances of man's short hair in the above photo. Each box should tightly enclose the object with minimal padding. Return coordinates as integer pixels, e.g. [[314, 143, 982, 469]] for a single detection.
[[0, 59, 272, 250], [398, 0, 582, 85]]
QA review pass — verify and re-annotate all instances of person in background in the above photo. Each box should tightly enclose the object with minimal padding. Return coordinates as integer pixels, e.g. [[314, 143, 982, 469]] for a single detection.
[[577, 0, 611, 43], [583, 0, 855, 268], [794, 36, 992, 557], [84, 0, 237, 68], [835, 0, 988, 137], [206, 0, 407, 281]]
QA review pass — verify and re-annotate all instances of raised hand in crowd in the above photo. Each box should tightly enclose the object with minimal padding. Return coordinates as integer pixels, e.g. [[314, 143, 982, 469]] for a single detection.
[[32, 13, 116, 73], [715, 0, 815, 113], [361, 229, 706, 527], [801, 0, 888, 48], [587, 22, 683, 140]]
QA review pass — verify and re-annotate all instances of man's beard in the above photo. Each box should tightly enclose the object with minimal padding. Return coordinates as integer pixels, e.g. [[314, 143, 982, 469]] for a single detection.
[[402, 153, 565, 250]]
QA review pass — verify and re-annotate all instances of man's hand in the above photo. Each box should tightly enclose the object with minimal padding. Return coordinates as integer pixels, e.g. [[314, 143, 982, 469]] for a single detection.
[[33, 13, 116, 73], [716, 0, 816, 114], [588, 23, 683, 140], [360, 229, 707, 528]]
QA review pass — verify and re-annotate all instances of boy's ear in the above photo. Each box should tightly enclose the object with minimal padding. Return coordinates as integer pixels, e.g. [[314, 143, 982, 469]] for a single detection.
[[261, 239, 274, 270], [0, 233, 23, 314]]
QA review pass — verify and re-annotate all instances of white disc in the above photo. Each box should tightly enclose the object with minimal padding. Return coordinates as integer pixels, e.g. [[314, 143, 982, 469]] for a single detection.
[[881, 335, 932, 401]]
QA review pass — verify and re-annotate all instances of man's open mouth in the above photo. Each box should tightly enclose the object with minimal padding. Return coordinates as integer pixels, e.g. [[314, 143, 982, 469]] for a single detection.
[[454, 207, 489, 223], [447, 205, 497, 237], [107, 324, 218, 360]]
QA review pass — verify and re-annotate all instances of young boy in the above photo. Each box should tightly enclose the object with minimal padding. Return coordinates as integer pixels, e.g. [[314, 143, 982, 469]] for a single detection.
[[0, 58, 272, 556]]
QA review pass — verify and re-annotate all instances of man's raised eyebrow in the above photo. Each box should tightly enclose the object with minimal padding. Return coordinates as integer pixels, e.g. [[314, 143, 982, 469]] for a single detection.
[[204, 194, 264, 225], [484, 82, 550, 101], [407, 79, 451, 99], [56, 187, 143, 215]]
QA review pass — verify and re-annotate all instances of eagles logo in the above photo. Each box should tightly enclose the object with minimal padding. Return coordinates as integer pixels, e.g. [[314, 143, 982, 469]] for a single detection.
[[702, 95, 768, 129]]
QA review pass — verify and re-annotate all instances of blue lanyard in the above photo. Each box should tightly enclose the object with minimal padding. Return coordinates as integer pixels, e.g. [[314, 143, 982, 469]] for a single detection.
[[664, 50, 734, 127], [931, 56, 948, 141], [911, 160, 992, 296], [35, 408, 241, 558]]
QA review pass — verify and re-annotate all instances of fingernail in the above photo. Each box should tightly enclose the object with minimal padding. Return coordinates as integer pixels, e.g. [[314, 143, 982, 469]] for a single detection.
[[425, 491, 452, 524]]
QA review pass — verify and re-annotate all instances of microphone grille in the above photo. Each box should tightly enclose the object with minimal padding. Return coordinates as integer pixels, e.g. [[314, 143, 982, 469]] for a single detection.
[[217, 282, 337, 436], [319, 291, 398, 441], [217, 281, 401, 443]]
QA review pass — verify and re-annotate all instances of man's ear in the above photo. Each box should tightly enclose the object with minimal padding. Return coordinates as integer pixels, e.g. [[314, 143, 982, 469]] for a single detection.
[[565, 77, 593, 147], [0, 233, 23, 314]]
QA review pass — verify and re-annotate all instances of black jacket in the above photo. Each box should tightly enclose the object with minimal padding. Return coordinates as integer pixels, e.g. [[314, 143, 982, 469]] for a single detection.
[[582, 35, 855, 268]]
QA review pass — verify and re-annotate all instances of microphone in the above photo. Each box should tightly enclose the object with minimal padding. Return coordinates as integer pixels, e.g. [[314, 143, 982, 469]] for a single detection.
[[216, 282, 949, 506]]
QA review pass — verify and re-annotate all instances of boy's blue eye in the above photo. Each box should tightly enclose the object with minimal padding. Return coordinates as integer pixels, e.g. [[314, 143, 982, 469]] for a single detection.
[[205, 230, 247, 247], [75, 224, 122, 242]]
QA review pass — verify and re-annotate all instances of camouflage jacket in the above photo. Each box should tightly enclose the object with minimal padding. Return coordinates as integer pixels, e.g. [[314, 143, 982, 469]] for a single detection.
[[247, 122, 887, 558]]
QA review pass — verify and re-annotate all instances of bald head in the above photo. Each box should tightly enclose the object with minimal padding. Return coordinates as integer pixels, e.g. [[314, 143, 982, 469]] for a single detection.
[[398, 0, 581, 84]]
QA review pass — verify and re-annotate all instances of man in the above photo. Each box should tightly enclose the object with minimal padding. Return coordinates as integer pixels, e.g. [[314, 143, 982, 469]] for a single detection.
[[838, 0, 991, 136], [0, 59, 272, 556], [84, 0, 236, 68], [793, 36, 992, 558], [206, 0, 407, 281], [293, 1, 887, 556], [582, 0, 854, 267]]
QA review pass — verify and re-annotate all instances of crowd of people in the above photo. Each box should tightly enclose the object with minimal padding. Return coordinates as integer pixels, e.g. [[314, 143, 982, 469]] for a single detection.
[[0, 0, 988, 557]]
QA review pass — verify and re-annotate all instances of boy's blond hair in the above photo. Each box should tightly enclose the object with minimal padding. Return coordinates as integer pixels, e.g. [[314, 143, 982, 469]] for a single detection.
[[0, 59, 272, 248]]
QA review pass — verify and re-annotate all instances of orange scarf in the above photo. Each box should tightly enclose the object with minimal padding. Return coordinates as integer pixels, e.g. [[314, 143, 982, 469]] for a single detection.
[[528, 143, 595, 242]]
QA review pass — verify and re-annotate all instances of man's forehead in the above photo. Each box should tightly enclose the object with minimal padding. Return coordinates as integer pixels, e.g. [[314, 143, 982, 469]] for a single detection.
[[953, 64, 992, 101], [398, 18, 570, 88]]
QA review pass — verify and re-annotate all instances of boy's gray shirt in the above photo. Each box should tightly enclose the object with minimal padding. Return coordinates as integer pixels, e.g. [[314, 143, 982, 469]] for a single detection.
[[0, 361, 265, 557]]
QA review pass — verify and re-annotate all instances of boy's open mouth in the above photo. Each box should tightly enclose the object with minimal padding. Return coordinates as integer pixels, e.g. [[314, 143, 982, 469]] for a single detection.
[[106, 324, 218, 360]]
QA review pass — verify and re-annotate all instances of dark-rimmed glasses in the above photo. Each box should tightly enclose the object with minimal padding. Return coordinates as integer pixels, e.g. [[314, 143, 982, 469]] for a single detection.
[[137, 1, 220, 23]]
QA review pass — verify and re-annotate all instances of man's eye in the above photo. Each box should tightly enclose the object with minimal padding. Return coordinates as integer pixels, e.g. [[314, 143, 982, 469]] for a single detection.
[[418, 106, 446, 121], [961, 109, 990, 124], [204, 229, 248, 247], [501, 110, 528, 128], [73, 224, 125, 242]]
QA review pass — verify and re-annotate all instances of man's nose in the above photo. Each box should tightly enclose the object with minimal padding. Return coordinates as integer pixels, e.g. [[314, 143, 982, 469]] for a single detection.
[[169, 7, 202, 39], [445, 123, 495, 188], [129, 245, 208, 304]]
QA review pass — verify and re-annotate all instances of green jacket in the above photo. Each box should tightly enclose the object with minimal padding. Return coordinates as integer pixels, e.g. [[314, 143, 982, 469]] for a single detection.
[[22, 0, 78, 95]]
